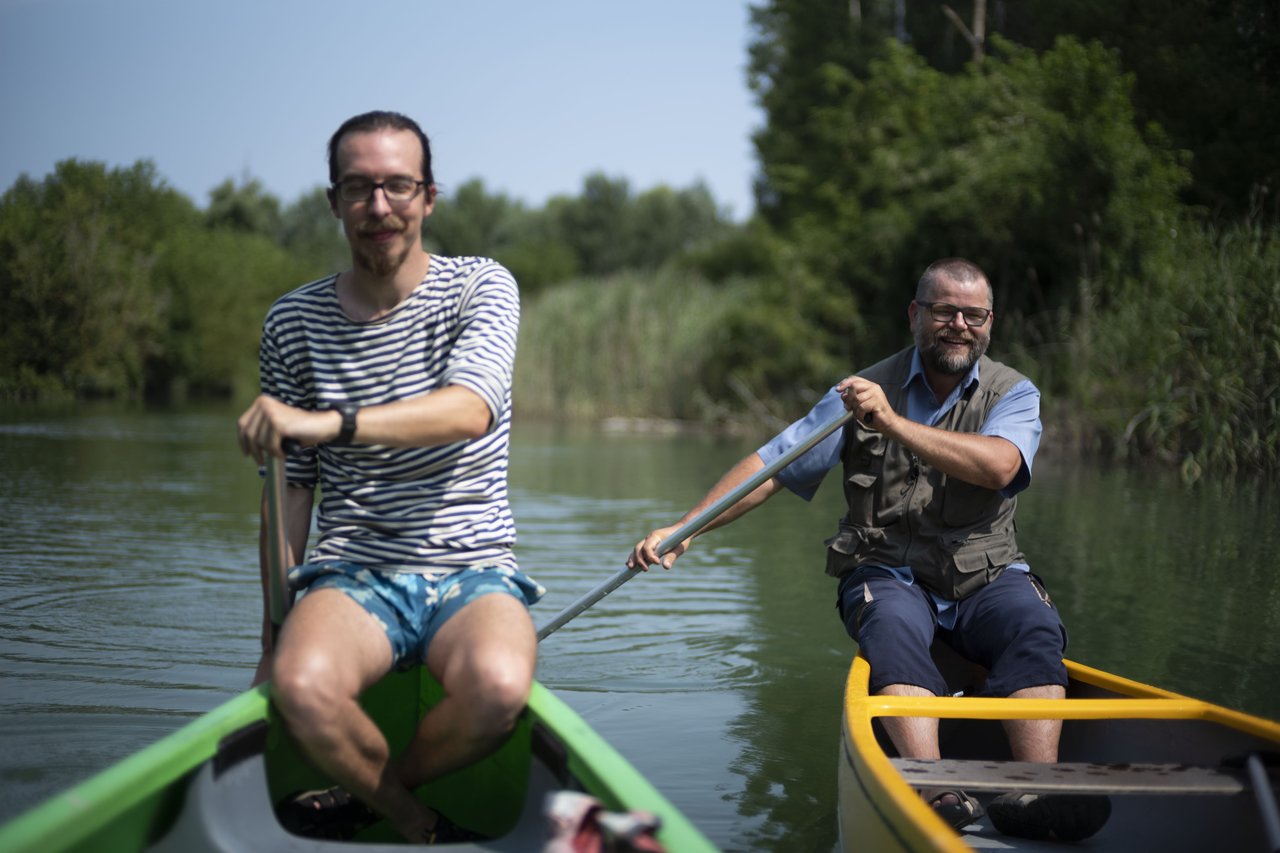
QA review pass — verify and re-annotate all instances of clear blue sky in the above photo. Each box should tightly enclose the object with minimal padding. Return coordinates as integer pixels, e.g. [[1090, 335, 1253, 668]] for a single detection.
[[0, 0, 763, 220]]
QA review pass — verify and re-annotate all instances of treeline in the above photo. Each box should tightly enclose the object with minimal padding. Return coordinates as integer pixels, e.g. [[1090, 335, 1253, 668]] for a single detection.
[[521, 0, 1279, 476], [3, 0, 1278, 476], [0, 164, 734, 402]]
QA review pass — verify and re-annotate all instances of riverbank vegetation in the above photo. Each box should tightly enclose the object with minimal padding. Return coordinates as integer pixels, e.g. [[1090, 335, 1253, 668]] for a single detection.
[[2, 1, 1276, 476]]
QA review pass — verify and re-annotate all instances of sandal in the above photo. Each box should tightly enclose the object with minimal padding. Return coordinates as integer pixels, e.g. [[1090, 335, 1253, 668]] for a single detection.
[[988, 791, 1110, 842], [276, 786, 379, 840], [923, 789, 984, 832]]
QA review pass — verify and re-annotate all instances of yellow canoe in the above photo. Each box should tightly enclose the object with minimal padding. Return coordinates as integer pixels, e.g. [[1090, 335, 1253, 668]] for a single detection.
[[839, 648, 1280, 852]]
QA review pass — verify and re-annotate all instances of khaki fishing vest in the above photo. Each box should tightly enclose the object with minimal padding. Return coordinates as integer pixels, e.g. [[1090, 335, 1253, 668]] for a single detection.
[[824, 347, 1029, 601]]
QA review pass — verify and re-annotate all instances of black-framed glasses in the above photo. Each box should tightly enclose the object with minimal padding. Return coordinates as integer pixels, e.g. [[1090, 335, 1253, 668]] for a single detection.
[[916, 301, 992, 327], [332, 177, 427, 204]]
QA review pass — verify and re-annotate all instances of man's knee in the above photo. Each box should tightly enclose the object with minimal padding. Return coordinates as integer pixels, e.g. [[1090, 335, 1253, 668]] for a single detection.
[[271, 652, 350, 732], [466, 659, 533, 732]]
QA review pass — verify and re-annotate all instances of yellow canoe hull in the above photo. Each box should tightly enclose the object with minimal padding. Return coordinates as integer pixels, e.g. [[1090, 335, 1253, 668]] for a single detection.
[[839, 650, 1280, 852]]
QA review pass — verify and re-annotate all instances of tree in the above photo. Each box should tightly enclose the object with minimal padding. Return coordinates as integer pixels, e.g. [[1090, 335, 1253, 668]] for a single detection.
[[205, 176, 283, 238], [427, 178, 524, 257], [279, 186, 348, 276], [745, 17, 1190, 360], [995, 0, 1279, 218], [150, 226, 312, 399], [0, 160, 199, 399]]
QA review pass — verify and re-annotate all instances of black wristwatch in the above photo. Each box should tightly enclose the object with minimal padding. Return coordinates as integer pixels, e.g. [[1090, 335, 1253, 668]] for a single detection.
[[333, 403, 359, 444]]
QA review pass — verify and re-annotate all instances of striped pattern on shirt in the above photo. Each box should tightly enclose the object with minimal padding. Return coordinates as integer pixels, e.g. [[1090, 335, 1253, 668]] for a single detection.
[[259, 255, 520, 572]]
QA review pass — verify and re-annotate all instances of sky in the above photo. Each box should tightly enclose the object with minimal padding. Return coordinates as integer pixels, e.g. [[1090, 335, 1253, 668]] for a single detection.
[[0, 0, 764, 221]]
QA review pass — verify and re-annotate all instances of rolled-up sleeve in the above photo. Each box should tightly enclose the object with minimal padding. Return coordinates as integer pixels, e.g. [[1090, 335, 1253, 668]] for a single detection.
[[981, 379, 1041, 497]]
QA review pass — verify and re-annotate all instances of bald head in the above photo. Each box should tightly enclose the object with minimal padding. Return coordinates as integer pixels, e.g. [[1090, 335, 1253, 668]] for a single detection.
[[916, 258, 993, 306]]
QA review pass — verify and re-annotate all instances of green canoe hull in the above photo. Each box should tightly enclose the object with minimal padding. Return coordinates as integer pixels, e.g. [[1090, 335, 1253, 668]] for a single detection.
[[0, 669, 716, 851]]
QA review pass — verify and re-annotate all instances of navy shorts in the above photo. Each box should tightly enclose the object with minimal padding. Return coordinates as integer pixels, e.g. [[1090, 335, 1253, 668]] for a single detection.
[[290, 561, 545, 671], [837, 567, 1067, 697]]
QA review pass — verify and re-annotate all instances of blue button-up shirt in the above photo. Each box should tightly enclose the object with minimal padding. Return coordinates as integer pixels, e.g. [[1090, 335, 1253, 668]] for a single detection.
[[757, 351, 1042, 626]]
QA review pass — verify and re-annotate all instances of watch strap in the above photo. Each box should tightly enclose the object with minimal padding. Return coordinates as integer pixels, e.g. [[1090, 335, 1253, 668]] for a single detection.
[[334, 403, 358, 444]]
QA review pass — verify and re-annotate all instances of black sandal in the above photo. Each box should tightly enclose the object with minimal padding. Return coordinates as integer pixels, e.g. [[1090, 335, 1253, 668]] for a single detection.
[[276, 786, 379, 840], [924, 788, 985, 832], [988, 791, 1111, 842]]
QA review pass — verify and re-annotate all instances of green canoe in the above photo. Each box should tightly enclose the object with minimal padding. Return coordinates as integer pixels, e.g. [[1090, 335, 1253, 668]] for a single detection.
[[0, 668, 718, 851]]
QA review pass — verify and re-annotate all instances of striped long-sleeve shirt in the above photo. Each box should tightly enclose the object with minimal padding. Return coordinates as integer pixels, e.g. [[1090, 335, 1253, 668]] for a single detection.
[[259, 256, 520, 573]]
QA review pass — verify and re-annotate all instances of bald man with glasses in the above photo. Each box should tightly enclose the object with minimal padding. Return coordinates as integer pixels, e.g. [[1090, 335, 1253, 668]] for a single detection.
[[630, 258, 1109, 843]]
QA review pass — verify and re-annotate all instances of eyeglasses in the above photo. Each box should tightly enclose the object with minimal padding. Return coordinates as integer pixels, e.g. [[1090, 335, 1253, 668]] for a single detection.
[[916, 301, 992, 327], [332, 177, 427, 204]]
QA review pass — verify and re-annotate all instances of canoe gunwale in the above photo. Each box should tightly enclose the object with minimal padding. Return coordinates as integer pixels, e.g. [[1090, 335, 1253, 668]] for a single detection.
[[839, 653, 1280, 853], [0, 676, 718, 853]]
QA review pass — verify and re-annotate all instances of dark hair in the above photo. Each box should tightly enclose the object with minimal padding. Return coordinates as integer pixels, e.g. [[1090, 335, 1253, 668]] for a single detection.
[[326, 110, 434, 186], [916, 258, 993, 306]]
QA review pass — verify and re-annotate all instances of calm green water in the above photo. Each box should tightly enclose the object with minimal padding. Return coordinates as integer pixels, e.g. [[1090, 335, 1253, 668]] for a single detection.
[[1, 407, 1277, 851]]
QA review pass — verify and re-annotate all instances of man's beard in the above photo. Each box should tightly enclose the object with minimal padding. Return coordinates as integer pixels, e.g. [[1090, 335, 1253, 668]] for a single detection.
[[915, 322, 990, 375], [354, 216, 411, 277]]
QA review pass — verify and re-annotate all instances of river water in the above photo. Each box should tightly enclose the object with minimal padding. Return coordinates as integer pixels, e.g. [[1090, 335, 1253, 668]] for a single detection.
[[1, 406, 1277, 851]]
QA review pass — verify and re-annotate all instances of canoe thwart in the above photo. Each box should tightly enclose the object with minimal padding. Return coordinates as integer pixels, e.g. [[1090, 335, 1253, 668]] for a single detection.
[[890, 757, 1276, 795]]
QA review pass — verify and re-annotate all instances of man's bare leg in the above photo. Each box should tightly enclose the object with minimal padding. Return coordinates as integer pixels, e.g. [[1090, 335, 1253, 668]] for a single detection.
[[877, 683, 941, 759], [989, 684, 1109, 841], [1001, 684, 1065, 762], [879, 683, 982, 824], [270, 589, 433, 841], [272, 589, 536, 843], [396, 594, 537, 788]]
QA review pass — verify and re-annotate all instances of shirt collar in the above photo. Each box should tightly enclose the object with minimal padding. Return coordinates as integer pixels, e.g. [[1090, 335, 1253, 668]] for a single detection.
[[906, 348, 983, 399]]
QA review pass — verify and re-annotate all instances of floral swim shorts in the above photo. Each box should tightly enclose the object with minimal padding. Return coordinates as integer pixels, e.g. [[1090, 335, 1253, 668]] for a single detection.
[[289, 561, 546, 671]]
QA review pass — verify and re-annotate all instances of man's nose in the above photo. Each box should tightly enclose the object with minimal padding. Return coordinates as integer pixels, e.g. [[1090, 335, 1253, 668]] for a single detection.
[[368, 187, 393, 215]]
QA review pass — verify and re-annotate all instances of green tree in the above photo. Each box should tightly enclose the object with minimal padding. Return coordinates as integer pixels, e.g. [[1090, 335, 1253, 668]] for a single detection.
[[549, 173, 636, 276], [280, 186, 348, 277], [205, 176, 283, 238], [428, 178, 524, 257], [994, 0, 1280, 218], [0, 160, 199, 399], [150, 226, 311, 399], [747, 24, 1190, 361], [630, 182, 733, 268], [426, 178, 579, 294]]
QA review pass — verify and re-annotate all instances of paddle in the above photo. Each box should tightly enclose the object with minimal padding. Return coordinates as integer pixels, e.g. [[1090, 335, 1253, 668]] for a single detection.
[[265, 440, 300, 640], [535, 405, 856, 642]]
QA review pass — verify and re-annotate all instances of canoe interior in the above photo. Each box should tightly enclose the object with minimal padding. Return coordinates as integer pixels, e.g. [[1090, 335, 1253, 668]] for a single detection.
[[0, 669, 716, 852], [840, 645, 1280, 853]]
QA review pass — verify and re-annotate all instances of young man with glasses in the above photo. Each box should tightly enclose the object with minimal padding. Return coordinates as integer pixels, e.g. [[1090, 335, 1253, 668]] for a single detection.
[[236, 111, 542, 844], [629, 258, 1109, 842]]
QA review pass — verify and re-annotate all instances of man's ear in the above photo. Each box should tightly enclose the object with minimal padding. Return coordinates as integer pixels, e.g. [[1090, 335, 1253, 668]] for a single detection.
[[327, 187, 339, 218]]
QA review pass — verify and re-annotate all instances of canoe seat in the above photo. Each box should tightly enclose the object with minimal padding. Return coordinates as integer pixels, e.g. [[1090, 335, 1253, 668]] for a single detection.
[[890, 757, 1275, 796]]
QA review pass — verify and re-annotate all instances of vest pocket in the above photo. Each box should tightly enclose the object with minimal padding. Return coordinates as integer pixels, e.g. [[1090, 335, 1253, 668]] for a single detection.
[[932, 531, 1017, 599], [843, 436, 885, 522], [824, 523, 885, 578]]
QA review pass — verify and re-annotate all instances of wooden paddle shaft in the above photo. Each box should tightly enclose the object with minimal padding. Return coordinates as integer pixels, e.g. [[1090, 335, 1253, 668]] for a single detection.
[[264, 443, 299, 632]]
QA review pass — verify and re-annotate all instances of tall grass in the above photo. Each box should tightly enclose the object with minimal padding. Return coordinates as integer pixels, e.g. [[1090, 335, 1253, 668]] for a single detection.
[[1070, 218, 1280, 477], [516, 221, 1279, 478], [514, 268, 736, 422]]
